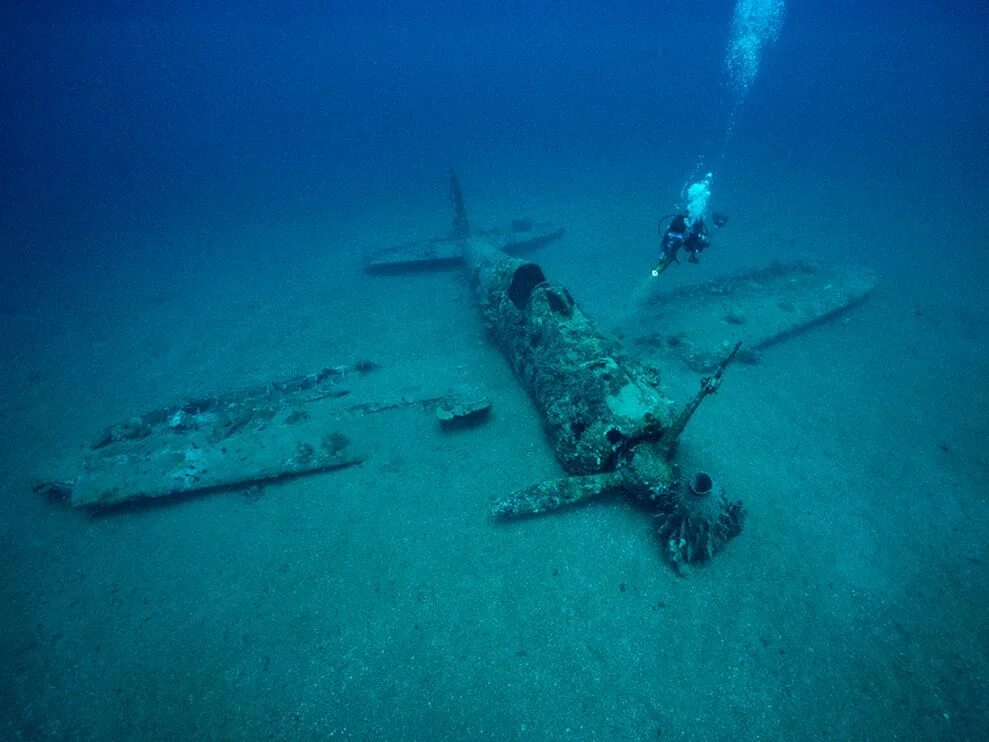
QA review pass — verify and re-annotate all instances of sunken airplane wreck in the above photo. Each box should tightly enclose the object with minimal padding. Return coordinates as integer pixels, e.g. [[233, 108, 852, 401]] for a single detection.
[[434, 169, 746, 569], [368, 170, 873, 569], [37, 170, 874, 571]]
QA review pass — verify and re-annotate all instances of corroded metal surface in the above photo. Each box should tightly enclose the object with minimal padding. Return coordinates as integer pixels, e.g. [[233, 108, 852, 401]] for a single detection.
[[38, 362, 473, 509], [448, 170, 745, 567], [467, 244, 675, 475]]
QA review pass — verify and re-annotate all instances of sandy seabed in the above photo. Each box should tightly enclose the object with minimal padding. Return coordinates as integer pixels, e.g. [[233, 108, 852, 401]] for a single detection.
[[2, 182, 987, 741]]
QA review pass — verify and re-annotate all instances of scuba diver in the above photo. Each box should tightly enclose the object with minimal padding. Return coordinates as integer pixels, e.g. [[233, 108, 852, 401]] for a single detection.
[[651, 212, 728, 277]]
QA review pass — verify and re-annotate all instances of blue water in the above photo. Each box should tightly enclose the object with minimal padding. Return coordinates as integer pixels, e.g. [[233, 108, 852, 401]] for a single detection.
[[2, 2, 987, 739]]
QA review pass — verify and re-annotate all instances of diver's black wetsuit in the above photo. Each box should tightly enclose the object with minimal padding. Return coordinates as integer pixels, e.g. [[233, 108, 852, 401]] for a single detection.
[[660, 214, 710, 264]]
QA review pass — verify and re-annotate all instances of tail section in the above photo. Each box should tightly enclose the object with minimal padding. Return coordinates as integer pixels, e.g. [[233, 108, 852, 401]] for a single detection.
[[449, 168, 471, 239]]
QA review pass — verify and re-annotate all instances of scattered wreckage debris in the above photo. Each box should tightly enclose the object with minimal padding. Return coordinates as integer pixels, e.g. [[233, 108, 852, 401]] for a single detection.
[[435, 394, 492, 430]]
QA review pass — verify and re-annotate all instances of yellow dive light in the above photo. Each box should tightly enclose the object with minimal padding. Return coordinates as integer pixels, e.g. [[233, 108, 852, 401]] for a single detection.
[[651, 255, 675, 278]]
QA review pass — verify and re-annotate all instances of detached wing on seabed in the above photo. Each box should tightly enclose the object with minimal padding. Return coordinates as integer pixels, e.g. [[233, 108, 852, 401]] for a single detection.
[[622, 261, 877, 372], [35, 362, 489, 509]]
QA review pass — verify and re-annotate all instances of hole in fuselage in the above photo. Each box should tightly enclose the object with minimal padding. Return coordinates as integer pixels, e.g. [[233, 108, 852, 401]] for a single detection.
[[508, 263, 547, 310]]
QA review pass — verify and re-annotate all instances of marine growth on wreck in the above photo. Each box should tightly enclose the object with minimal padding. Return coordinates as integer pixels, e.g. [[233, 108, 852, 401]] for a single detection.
[[450, 170, 745, 569]]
